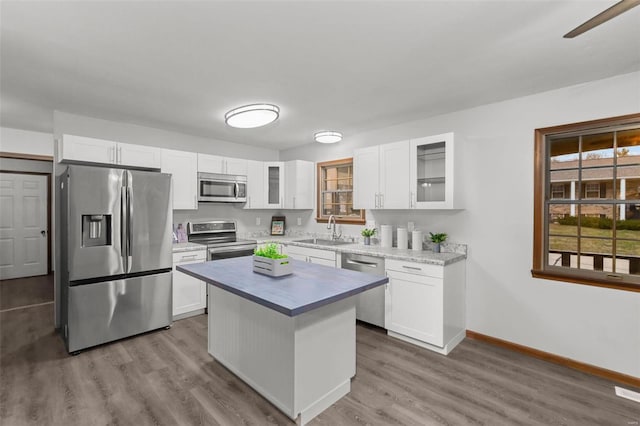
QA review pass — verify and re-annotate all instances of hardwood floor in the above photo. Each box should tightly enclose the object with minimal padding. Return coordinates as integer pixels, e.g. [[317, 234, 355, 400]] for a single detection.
[[1, 277, 638, 425], [0, 273, 54, 311]]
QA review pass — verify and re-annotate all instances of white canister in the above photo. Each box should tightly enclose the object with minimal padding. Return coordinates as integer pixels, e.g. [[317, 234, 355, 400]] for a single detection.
[[412, 230, 423, 251], [397, 228, 408, 250], [380, 225, 393, 248]]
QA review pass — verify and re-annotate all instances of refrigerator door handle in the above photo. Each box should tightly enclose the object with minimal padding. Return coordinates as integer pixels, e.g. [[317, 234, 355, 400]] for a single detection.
[[126, 174, 133, 273], [120, 185, 128, 271]]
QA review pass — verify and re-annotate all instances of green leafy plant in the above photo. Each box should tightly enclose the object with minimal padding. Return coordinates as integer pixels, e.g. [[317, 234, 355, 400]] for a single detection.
[[361, 228, 376, 237], [254, 243, 288, 260], [429, 232, 447, 243]]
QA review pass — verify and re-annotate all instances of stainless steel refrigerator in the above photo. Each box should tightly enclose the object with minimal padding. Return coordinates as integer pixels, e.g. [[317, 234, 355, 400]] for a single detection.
[[59, 165, 173, 353]]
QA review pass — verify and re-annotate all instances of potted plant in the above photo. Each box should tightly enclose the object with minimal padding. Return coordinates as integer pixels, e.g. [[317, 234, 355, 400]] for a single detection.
[[429, 232, 447, 253], [253, 243, 292, 277], [361, 228, 376, 245]]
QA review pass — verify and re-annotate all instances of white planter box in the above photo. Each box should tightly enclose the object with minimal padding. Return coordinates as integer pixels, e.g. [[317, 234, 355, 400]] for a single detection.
[[253, 255, 293, 277]]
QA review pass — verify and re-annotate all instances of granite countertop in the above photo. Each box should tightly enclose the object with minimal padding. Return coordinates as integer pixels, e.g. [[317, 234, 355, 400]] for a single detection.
[[177, 256, 388, 317], [256, 237, 466, 266], [172, 242, 207, 253]]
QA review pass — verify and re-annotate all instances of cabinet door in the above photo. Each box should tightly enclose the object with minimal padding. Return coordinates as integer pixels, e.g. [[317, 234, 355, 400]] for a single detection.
[[118, 142, 162, 169], [410, 132, 454, 209], [379, 140, 410, 209], [264, 162, 284, 208], [198, 153, 225, 174], [161, 149, 198, 210], [173, 257, 207, 317], [353, 146, 379, 209], [245, 160, 264, 209], [386, 269, 443, 347], [224, 157, 248, 175], [284, 160, 314, 209], [59, 134, 116, 164]]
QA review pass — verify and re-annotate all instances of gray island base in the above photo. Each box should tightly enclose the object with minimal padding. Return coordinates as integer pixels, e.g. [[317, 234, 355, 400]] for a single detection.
[[178, 257, 388, 425]]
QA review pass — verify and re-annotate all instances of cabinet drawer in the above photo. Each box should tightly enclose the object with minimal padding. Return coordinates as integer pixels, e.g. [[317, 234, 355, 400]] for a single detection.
[[285, 245, 336, 261], [385, 259, 443, 278], [172, 250, 207, 264]]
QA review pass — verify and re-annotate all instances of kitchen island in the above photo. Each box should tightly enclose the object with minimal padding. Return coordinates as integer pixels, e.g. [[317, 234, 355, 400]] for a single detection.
[[177, 256, 388, 425]]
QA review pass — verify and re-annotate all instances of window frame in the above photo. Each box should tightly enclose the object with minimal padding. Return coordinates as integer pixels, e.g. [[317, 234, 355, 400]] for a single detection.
[[533, 113, 640, 293], [315, 158, 366, 225]]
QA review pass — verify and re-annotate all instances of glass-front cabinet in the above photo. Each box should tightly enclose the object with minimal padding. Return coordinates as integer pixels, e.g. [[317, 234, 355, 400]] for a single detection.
[[410, 132, 458, 209], [264, 161, 284, 208]]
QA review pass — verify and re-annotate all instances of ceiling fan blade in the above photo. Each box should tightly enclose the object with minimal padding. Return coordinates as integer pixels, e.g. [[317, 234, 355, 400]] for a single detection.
[[564, 0, 640, 38]]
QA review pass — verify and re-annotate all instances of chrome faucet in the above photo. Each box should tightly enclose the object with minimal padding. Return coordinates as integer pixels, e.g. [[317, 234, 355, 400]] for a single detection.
[[327, 215, 341, 240]]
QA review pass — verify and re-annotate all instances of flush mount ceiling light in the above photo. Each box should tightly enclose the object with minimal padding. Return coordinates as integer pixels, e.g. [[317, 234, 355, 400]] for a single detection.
[[314, 131, 342, 144], [225, 104, 280, 128]]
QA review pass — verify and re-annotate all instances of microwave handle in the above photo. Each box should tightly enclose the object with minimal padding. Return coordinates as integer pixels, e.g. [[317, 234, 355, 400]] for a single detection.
[[234, 182, 239, 199]]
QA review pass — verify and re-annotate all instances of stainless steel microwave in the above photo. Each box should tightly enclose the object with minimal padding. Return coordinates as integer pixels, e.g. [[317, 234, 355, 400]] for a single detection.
[[197, 172, 247, 203]]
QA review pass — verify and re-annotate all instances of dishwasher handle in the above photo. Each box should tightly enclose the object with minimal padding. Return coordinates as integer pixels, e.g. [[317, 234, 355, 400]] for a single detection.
[[345, 258, 378, 268]]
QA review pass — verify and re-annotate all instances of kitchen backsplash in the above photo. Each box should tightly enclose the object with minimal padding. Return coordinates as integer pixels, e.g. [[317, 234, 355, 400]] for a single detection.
[[172, 203, 467, 251]]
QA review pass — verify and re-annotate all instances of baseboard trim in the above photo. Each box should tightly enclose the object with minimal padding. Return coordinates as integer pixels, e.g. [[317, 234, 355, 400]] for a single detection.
[[466, 330, 640, 388]]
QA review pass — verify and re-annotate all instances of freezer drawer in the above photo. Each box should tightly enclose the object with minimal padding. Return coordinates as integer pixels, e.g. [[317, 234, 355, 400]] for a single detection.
[[66, 272, 172, 353]]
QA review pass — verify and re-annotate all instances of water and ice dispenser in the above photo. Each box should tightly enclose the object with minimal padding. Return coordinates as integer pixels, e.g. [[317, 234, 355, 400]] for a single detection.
[[82, 214, 112, 247]]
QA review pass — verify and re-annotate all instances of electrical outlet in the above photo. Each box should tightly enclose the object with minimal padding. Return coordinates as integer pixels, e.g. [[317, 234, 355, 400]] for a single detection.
[[256, 217, 261, 226], [297, 217, 302, 226]]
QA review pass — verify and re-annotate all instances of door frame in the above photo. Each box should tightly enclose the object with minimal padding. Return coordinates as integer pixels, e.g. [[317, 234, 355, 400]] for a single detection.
[[0, 151, 54, 274]]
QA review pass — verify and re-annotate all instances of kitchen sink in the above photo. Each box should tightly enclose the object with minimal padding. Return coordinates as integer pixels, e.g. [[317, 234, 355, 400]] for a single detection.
[[293, 238, 352, 246]]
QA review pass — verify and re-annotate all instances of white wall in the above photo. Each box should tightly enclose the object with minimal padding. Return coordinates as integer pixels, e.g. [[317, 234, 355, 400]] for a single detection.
[[1, 127, 53, 155], [52, 111, 279, 161], [280, 71, 640, 378]]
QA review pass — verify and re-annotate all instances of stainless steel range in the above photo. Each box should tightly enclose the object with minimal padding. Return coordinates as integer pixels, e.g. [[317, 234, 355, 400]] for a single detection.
[[187, 220, 257, 260]]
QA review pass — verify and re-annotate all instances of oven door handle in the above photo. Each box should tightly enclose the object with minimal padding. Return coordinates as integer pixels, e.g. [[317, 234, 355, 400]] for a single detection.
[[209, 245, 256, 254]]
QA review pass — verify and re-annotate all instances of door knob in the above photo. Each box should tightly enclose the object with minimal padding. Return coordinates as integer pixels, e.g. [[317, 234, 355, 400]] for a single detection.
[[41, 230, 46, 236]]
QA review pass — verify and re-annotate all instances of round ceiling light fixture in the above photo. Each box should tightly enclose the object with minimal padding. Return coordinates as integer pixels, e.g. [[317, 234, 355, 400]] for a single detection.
[[314, 131, 342, 144], [225, 103, 280, 128]]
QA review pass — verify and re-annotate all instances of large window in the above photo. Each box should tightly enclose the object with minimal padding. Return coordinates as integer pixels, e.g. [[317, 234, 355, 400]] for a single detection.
[[533, 113, 640, 292], [316, 158, 365, 224]]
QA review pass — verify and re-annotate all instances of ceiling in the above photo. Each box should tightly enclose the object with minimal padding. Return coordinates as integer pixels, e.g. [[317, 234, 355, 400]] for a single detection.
[[1, 1, 639, 151]]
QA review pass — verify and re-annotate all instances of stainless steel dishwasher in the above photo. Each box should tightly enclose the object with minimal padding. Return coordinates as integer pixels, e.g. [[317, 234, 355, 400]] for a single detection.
[[341, 253, 385, 328]]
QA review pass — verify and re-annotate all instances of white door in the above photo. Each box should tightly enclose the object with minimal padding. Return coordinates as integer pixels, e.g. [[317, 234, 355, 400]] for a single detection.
[[0, 173, 48, 279], [198, 153, 225, 174]]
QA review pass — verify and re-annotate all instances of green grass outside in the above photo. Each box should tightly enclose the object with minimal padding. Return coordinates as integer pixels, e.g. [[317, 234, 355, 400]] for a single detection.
[[549, 223, 640, 255]]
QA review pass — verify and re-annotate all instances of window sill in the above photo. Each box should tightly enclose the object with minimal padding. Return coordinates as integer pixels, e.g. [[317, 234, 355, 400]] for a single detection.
[[316, 217, 366, 226], [531, 269, 640, 293]]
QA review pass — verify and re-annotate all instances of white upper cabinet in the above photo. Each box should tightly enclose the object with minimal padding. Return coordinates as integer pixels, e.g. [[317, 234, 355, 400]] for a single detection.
[[58, 134, 161, 169], [245, 160, 265, 209], [353, 140, 410, 209], [198, 153, 248, 175], [379, 140, 411, 209], [410, 132, 459, 209], [353, 146, 379, 210], [284, 160, 314, 210], [117, 141, 162, 169], [161, 149, 198, 210], [58, 134, 115, 164], [264, 161, 284, 208], [198, 153, 225, 174], [225, 157, 248, 175]]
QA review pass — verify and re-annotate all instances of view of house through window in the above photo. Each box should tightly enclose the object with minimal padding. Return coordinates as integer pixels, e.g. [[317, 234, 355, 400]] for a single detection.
[[534, 114, 640, 291], [316, 158, 365, 224]]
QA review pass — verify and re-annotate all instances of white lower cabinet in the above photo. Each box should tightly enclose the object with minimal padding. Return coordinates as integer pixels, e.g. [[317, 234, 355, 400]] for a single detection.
[[385, 258, 465, 355], [283, 245, 336, 267], [172, 250, 207, 319]]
